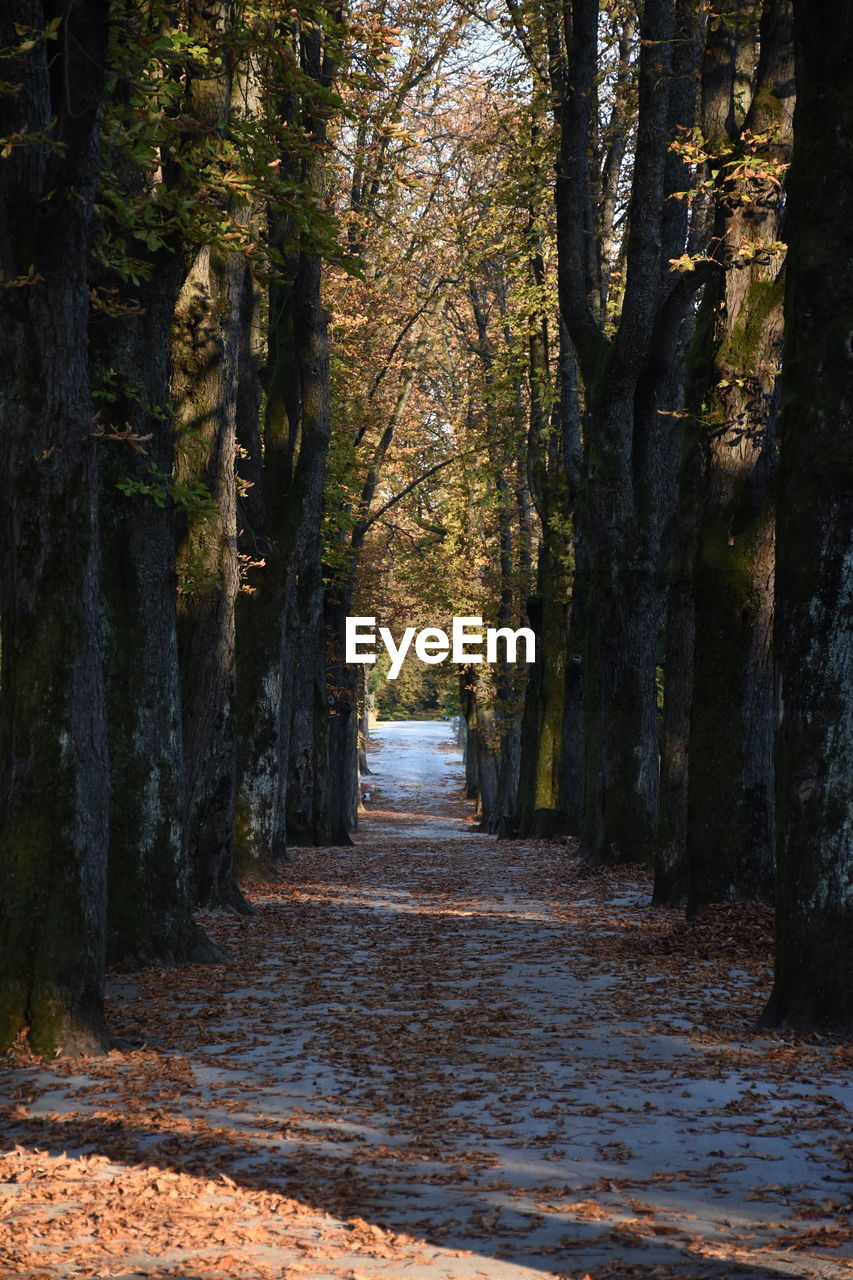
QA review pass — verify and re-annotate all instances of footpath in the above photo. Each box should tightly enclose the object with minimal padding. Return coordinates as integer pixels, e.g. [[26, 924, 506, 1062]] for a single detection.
[[1, 721, 852, 1280]]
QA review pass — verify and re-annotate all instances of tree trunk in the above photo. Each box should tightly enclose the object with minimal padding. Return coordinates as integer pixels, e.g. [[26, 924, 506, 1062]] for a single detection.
[[760, 0, 853, 1034], [173, 243, 246, 911], [655, 0, 763, 906], [685, 0, 793, 915], [233, 279, 292, 870], [168, 0, 252, 910], [553, 0, 701, 865], [654, 443, 698, 905], [93, 252, 222, 964], [0, 0, 110, 1056], [516, 550, 572, 836], [316, 584, 358, 845], [236, 16, 337, 862], [517, 301, 583, 837], [279, 537, 323, 846]]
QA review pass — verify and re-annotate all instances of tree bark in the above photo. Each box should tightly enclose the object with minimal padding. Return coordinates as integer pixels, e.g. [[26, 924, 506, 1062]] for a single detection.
[[235, 13, 337, 862], [93, 248, 222, 964], [0, 0, 111, 1055], [516, 265, 584, 837], [760, 0, 853, 1034], [654, 436, 699, 906], [666, 0, 793, 913], [169, 0, 251, 911], [553, 0, 701, 865], [172, 239, 247, 910]]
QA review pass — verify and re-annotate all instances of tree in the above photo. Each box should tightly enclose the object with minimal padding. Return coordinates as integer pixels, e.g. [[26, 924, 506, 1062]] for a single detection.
[[0, 1, 111, 1054], [760, 0, 853, 1034], [515, 183, 584, 839], [315, 9, 472, 843], [683, 0, 793, 914], [91, 0, 223, 965], [655, 0, 794, 911], [169, 0, 257, 911], [235, 3, 345, 864], [549, 0, 703, 865]]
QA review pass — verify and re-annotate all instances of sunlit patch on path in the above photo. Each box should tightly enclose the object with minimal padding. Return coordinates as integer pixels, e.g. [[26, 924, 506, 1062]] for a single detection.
[[2, 721, 852, 1279]]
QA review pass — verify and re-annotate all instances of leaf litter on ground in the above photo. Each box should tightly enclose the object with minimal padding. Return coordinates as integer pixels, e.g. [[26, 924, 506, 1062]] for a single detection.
[[2, 721, 852, 1280]]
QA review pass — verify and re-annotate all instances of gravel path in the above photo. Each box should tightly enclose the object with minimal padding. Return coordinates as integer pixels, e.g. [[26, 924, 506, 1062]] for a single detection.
[[2, 720, 851, 1279]]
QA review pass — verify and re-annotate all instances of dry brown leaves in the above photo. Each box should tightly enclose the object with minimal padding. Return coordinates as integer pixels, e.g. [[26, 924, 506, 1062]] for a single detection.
[[2, 820, 851, 1280], [651, 903, 775, 963]]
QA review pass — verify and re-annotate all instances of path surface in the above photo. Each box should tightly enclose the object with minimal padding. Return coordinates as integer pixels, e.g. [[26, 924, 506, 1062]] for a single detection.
[[2, 720, 852, 1280]]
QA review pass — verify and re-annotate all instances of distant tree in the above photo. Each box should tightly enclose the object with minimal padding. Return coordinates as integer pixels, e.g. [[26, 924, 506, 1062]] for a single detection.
[[315, 11, 472, 844], [761, 0, 853, 1034]]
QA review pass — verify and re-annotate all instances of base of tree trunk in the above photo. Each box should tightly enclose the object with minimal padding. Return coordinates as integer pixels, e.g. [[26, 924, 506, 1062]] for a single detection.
[[756, 993, 853, 1039]]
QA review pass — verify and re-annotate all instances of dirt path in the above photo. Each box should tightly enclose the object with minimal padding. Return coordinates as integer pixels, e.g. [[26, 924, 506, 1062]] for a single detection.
[[2, 720, 852, 1279]]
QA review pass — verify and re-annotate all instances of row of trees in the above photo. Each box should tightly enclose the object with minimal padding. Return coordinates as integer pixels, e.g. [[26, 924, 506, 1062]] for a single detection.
[[0, 0, 397, 1054], [0, 0, 851, 1054], [465, 0, 850, 1034]]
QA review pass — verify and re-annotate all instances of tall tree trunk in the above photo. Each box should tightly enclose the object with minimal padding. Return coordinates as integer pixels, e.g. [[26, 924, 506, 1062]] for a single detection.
[[654, 439, 699, 905], [516, 281, 583, 837], [236, 13, 337, 862], [234, 272, 295, 871], [170, 0, 249, 910], [236, 244, 333, 858], [233, 246, 293, 871], [173, 241, 246, 910], [684, 0, 793, 915], [0, 0, 110, 1055], [760, 0, 853, 1034], [655, 0, 759, 906], [93, 252, 221, 964], [553, 0, 701, 865], [580, 29, 694, 865], [465, 283, 528, 836]]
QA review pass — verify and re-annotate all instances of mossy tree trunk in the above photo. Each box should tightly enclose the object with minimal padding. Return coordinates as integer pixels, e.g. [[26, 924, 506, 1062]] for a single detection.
[[687, 0, 792, 915], [91, 15, 224, 959], [515, 284, 584, 837], [169, 0, 252, 911], [760, 0, 853, 1035], [656, 0, 794, 910], [92, 243, 222, 965], [173, 239, 247, 911], [0, 0, 111, 1056]]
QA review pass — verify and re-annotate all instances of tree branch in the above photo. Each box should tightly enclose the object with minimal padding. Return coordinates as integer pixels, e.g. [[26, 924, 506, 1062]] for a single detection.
[[355, 452, 461, 542]]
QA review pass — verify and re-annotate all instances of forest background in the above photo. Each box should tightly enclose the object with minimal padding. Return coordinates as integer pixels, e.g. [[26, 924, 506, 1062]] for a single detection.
[[0, 0, 851, 1058]]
